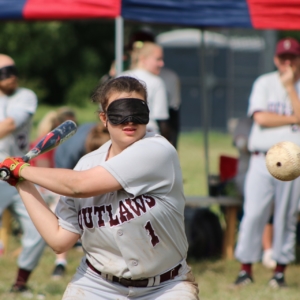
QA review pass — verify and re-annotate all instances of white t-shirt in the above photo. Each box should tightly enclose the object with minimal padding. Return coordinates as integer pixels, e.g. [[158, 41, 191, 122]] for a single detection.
[[248, 71, 300, 152], [0, 88, 37, 160], [119, 69, 169, 133], [55, 132, 188, 279]]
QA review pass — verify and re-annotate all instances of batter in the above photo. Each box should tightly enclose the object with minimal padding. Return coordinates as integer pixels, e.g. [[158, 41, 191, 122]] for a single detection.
[[0, 76, 199, 299]]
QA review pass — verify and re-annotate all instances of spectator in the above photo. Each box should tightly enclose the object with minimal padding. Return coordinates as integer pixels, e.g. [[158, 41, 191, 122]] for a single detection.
[[0, 53, 46, 296], [119, 42, 171, 140], [232, 37, 300, 289], [30, 110, 60, 168]]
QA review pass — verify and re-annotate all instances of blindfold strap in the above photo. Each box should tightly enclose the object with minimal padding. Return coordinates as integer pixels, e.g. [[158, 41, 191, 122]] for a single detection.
[[0, 65, 18, 81]]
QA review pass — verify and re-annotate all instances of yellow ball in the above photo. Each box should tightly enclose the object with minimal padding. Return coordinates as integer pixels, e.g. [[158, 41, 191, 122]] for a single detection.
[[266, 141, 300, 181]]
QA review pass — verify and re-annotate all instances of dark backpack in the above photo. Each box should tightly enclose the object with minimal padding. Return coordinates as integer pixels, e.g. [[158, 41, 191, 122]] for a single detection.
[[187, 208, 223, 260]]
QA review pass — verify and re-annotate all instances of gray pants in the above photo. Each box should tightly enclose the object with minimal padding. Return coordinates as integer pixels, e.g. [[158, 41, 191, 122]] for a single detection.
[[235, 154, 300, 264], [63, 258, 199, 300], [0, 181, 46, 270]]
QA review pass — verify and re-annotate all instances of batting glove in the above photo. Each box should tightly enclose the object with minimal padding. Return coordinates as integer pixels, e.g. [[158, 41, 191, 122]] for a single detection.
[[0, 164, 20, 187], [6, 176, 20, 187], [0, 157, 30, 179]]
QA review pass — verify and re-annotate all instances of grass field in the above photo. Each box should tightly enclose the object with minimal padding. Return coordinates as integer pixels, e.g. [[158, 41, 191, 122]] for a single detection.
[[1, 105, 300, 299]]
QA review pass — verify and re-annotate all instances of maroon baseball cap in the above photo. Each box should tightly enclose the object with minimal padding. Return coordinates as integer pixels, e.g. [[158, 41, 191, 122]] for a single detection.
[[275, 37, 300, 56]]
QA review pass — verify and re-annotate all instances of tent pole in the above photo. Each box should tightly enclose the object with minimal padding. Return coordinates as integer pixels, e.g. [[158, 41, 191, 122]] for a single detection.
[[115, 16, 124, 76], [200, 29, 210, 194]]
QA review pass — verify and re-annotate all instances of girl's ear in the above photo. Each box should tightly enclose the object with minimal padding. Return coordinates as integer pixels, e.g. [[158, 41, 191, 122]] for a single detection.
[[99, 112, 107, 127]]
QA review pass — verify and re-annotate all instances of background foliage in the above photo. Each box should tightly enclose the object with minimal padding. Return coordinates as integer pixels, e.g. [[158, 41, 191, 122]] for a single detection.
[[0, 21, 116, 106]]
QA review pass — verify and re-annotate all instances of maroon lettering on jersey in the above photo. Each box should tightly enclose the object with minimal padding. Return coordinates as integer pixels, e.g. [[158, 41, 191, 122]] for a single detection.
[[106, 204, 120, 227], [143, 195, 156, 208], [145, 221, 160, 247], [119, 201, 134, 223], [94, 205, 106, 227], [125, 196, 147, 216], [78, 210, 83, 230], [82, 207, 94, 229]]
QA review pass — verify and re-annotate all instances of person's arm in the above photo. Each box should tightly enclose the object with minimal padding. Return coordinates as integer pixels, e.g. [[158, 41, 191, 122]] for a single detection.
[[20, 165, 122, 198], [249, 71, 300, 127], [253, 111, 299, 127], [281, 65, 300, 120], [16, 181, 80, 253], [156, 120, 171, 141], [0, 117, 16, 138]]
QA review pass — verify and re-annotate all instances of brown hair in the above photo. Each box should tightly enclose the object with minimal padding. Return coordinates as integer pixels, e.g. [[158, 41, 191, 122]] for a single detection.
[[91, 76, 148, 113], [56, 106, 77, 124], [85, 122, 110, 153], [37, 111, 59, 137]]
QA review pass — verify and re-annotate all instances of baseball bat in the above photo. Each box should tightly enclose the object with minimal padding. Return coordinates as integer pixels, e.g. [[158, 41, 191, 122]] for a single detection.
[[0, 120, 77, 180]]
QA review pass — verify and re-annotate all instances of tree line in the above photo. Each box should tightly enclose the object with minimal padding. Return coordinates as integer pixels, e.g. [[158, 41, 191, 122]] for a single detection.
[[0, 20, 115, 107]]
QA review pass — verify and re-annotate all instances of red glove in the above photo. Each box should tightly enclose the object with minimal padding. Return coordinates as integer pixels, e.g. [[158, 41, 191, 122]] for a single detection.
[[0, 165, 20, 187], [0, 157, 30, 179]]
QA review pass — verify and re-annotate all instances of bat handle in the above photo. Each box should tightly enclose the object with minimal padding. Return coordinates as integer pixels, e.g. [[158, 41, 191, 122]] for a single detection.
[[0, 167, 11, 180], [22, 155, 30, 163]]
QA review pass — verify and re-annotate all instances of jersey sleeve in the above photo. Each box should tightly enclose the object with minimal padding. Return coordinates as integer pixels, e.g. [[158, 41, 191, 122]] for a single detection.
[[247, 75, 269, 117], [101, 137, 174, 197], [6, 89, 38, 127], [55, 196, 82, 235]]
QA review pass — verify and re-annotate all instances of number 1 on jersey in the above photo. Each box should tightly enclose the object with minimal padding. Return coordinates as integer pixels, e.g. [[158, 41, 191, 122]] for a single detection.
[[145, 221, 160, 247]]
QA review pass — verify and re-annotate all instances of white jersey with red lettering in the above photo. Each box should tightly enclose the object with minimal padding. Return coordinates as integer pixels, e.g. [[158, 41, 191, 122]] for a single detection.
[[56, 132, 187, 277], [56, 132, 199, 299]]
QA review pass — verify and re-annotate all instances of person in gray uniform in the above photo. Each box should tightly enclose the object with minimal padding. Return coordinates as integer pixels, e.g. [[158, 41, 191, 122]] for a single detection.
[[233, 37, 300, 289], [0, 54, 46, 295], [0, 76, 199, 299]]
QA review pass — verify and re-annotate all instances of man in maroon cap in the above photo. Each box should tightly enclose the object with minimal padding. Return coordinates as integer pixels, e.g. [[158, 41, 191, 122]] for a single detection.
[[232, 37, 300, 289]]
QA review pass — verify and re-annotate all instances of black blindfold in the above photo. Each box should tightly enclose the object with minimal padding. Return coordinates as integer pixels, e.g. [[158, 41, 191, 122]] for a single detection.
[[0, 65, 18, 81], [107, 98, 149, 125]]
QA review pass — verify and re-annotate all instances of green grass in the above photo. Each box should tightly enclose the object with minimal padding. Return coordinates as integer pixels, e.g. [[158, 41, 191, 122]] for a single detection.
[[2, 105, 300, 299]]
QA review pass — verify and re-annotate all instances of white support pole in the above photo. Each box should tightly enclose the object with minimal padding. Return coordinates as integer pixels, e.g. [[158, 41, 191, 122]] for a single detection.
[[115, 16, 124, 76]]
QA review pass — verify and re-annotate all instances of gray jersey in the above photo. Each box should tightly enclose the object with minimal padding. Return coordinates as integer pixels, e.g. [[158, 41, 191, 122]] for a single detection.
[[247, 71, 300, 152], [0, 88, 37, 160], [55, 132, 188, 279]]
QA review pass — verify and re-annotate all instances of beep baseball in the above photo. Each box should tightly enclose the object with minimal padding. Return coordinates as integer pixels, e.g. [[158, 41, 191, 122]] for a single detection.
[[265, 141, 300, 181]]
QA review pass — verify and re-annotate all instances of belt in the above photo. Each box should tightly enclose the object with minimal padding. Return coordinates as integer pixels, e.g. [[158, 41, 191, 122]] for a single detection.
[[86, 259, 181, 288], [252, 151, 267, 156]]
